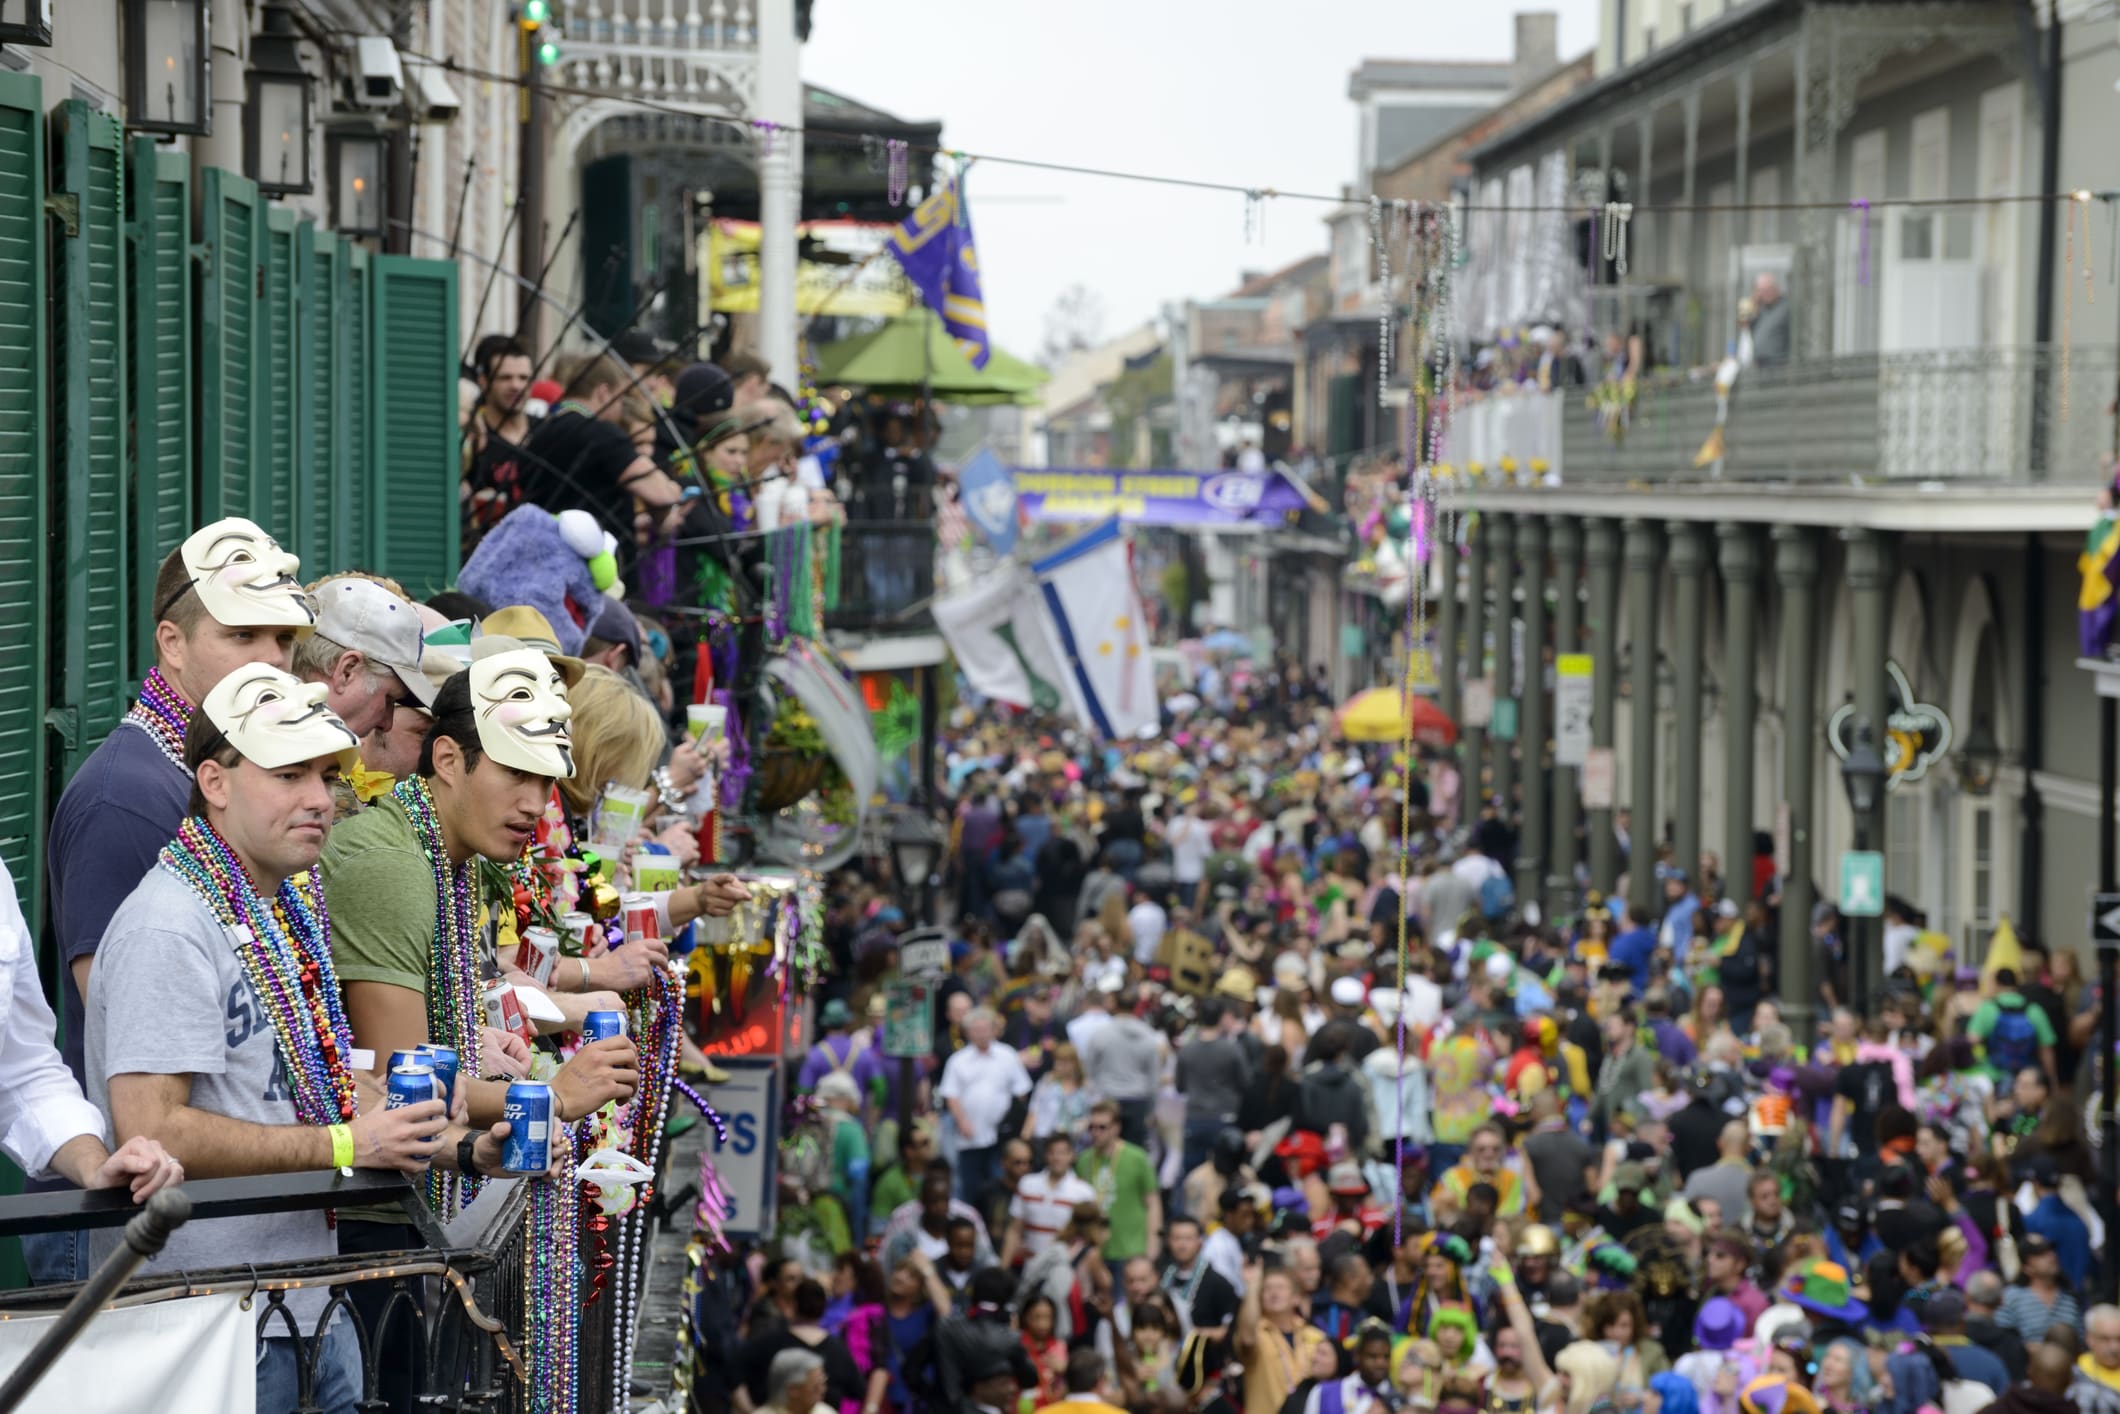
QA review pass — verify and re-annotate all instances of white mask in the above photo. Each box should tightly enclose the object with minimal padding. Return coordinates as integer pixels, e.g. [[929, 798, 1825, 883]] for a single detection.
[[201, 664, 358, 771], [177, 518, 315, 631], [469, 641, 575, 778]]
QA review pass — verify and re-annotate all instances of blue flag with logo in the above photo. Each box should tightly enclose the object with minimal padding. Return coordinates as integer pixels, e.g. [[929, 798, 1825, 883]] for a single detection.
[[888, 172, 990, 369], [955, 448, 1018, 553]]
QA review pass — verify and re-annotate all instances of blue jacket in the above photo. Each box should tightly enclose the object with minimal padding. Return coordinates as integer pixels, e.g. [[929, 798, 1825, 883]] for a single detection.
[[2027, 1193, 2093, 1289], [1610, 927, 1658, 994]]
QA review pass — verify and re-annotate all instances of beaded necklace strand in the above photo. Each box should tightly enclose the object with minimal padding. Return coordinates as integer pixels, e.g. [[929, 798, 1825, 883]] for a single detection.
[[126, 667, 194, 774], [158, 816, 358, 1125], [393, 775, 487, 1218]]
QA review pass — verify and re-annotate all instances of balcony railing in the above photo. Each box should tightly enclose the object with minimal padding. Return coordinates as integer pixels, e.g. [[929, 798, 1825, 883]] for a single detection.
[[1555, 346, 2119, 485], [828, 519, 938, 632]]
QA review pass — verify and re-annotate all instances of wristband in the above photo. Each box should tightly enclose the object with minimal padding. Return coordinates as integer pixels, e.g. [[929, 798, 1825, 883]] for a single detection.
[[578, 957, 593, 989], [458, 1133, 482, 1178], [1492, 1265, 1516, 1288], [329, 1123, 355, 1170]]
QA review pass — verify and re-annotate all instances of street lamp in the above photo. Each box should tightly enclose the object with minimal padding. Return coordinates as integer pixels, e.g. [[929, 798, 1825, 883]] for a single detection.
[[888, 809, 943, 917], [330, 129, 386, 240], [1956, 716, 2001, 796], [123, 0, 210, 137], [0, 0, 53, 46], [245, 3, 313, 196], [1840, 717, 1886, 1007]]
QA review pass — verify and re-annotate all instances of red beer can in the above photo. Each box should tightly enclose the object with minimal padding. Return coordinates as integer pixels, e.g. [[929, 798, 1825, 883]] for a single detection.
[[622, 894, 658, 943]]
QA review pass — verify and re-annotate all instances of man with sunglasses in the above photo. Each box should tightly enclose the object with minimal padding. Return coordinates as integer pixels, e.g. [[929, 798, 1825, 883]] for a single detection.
[[33, 517, 317, 1282]]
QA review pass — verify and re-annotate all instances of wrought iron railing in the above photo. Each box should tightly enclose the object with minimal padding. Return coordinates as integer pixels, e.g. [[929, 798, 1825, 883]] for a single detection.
[[0, 1171, 533, 1414], [1555, 345, 2120, 485], [828, 519, 938, 632]]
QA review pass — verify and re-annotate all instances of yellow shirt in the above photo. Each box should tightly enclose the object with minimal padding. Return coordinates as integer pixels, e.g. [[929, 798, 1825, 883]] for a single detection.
[[1243, 1322, 1330, 1414], [1046, 1399, 1129, 1414]]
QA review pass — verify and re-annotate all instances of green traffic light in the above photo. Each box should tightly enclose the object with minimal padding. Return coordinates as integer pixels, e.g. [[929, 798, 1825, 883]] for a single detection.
[[537, 39, 561, 64], [520, 0, 548, 26]]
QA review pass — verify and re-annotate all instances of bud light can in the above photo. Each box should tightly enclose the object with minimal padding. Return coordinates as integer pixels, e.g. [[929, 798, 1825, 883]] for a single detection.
[[582, 1009, 626, 1043], [388, 1048, 425, 1076], [418, 1045, 460, 1109], [502, 1081, 553, 1174], [386, 1064, 438, 1110]]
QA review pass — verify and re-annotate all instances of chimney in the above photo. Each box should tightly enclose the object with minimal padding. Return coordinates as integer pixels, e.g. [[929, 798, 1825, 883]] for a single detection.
[[1513, 11, 1559, 91]]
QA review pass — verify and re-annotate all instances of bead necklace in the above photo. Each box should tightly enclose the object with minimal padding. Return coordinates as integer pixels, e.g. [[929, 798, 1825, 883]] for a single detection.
[[606, 966, 684, 1410], [158, 816, 358, 1125], [125, 667, 194, 774], [393, 775, 486, 1218], [524, 1171, 582, 1414]]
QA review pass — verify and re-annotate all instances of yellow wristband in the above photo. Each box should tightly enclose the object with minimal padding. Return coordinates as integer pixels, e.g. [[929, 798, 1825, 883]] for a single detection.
[[329, 1123, 355, 1170]]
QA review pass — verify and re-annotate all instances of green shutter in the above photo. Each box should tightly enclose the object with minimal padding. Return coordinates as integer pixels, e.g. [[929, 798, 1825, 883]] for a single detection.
[[127, 136, 192, 672], [296, 222, 340, 571], [51, 100, 131, 778], [0, 72, 49, 936], [198, 168, 258, 525], [256, 205, 297, 546], [369, 255, 459, 596], [342, 246, 372, 568]]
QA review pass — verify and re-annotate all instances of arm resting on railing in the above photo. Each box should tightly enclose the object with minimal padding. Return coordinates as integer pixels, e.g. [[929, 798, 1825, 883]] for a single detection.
[[109, 1072, 450, 1179]]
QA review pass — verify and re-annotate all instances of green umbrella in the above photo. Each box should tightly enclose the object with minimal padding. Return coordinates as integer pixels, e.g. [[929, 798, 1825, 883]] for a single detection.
[[812, 308, 1047, 404]]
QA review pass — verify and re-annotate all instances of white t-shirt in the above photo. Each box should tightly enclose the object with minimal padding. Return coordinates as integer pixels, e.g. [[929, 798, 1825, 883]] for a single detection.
[[937, 1041, 1033, 1148], [1010, 1169, 1097, 1259], [1128, 900, 1168, 965], [1067, 1008, 1113, 1056], [1167, 816, 1213, 884]]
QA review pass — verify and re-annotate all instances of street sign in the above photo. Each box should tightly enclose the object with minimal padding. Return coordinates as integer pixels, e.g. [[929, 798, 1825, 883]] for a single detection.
[[1492, 698, 1518, 742], [1554, 655, 1593, 766], [1581, 747, 1616, 810], [1462, 677, 1494, 728], [882, 979, 935, 1058], [899, 927, 951, 979], [1840, 851, 1885, 918], [703, 1059, 780, 1240], [2094, 893, 2120, 950]]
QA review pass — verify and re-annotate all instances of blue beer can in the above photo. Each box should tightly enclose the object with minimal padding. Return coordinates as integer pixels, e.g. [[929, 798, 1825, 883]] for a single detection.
[[582, 1010, 626, 1043], [388, 1048, 425, 1075], [386, 1064, 438, 1110], [502, 1081, 553, 1174], [418, 1045, 460, 1109]]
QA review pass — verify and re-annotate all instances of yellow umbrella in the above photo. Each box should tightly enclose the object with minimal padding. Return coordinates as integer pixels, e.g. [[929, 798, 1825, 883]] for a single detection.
[[1334, 688, 1458, 748]]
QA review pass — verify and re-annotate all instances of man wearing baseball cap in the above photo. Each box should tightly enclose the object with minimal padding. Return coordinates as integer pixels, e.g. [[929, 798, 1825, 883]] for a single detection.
[[294, 575, 437, 736], [31, 517, 318, 1282]]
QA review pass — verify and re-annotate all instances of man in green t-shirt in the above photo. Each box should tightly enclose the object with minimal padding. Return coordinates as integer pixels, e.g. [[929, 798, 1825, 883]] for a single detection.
[[1967, 969, 2058, 1085], [1077, 1098, 1160, 1262]]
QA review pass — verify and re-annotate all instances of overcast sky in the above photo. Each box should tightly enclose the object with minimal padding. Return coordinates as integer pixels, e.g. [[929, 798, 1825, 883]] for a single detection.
[[802, 0, 1601, 359]]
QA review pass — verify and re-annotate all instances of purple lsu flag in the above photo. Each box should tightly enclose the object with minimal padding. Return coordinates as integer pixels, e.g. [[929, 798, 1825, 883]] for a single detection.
[[888, 174, 989, 369], [1013, 467, 1314, 526]]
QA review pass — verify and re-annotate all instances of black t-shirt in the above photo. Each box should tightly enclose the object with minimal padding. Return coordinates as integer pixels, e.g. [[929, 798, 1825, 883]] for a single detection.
[[1103, 807, 1146, 845], [1599, 1201, 1659, 1241], [463, 413, 540, 554], [1836, 1059, 1898, 1156], [1669, 1099, 1728, 1178], [736, 1328, 864, 1406], [522, 407, 640, 553], [1163, 1262, 1240, 1332], [1523, 1127, 1597, 1222]]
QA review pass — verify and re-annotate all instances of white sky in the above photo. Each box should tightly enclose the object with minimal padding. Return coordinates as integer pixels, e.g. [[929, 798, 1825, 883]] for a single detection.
[[802, 0, 1602, 359]]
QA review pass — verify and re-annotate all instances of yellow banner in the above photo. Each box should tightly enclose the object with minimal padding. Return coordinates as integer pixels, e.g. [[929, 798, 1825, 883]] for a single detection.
[[705, 219, 914, 317]]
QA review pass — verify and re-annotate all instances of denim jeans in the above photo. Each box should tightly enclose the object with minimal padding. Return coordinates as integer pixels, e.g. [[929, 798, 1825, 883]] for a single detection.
[[21, 1227, 88, 1285], [255, 1313, 362, 1414], [955, 1142, 1000, 1208]]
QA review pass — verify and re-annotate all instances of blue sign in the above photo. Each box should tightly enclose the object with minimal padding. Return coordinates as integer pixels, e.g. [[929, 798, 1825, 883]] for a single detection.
[[957, 448, 1018, 553], [705, 1059, 780, 1239]]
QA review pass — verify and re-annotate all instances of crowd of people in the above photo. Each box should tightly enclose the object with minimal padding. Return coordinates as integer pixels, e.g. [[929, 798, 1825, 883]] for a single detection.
[[720, 683, 2120, 1414]]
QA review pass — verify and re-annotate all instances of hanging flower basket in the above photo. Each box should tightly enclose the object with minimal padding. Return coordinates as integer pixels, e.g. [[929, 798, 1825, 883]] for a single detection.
[[754, 749, 829, 813]]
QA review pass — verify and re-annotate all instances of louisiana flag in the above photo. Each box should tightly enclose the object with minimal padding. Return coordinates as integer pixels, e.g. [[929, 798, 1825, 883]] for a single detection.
[[888, 173, 990, 368]]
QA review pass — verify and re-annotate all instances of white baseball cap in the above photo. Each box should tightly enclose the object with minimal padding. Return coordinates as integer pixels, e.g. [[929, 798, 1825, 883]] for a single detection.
[[1329, 976, 1366, 1008], [313, 578, 436, 708]]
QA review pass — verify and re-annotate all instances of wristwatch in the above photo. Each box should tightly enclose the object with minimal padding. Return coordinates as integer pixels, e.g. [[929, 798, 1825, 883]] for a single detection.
[[458, 1133, 483, 1178]]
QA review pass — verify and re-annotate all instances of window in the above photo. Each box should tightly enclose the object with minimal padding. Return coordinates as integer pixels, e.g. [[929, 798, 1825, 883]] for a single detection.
[[1680, 3, 1695, 32]]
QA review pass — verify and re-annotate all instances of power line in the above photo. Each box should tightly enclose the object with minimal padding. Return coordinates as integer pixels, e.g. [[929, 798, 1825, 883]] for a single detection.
[[402, 47, 2120, 219]]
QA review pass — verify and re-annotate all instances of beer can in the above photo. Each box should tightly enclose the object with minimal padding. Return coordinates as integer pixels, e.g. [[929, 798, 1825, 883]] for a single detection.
[[418, 1045, 460, 1109], [502, 1081, 553, 1174], [582, 1009, 626, 1043], [562, 911, 596, 952], [622, 894, 658, 943], [521, 926, 561, 987], [388, 1048, 425, 1075], [483, 980, 531, 1040], [386, 1064, 438, 1110]]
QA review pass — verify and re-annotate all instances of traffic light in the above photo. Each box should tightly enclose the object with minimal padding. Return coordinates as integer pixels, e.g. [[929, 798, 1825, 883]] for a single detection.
[[536, 36, 561, 64], [518, 0, 548, 30]]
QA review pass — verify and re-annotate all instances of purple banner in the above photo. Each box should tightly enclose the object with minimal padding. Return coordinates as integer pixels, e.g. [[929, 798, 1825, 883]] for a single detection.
[[1011, 468, 1311, 526]]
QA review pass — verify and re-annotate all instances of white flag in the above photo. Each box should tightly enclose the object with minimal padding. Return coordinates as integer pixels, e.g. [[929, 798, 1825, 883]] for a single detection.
[[930, 563, 1064, 712], [1030, 520, 1156, 739]]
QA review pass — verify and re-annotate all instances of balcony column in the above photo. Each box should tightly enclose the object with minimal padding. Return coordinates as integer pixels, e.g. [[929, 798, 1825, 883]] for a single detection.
[[1718, 523, 1762, 906], [1437, 511, 1461, 726], [1462, 514, 1489, 812], [1844, 526, 1896, 1008], [1774, 526, 1821, 1030], [1680, 89, 1701, 362], [1586, 518, 1622, 895], [1489, 513, 1518, 822], [1733, 66, 1753, 250], [754, 0, 804, 383], [1517, 515, 1549, 904], [1624, 518, 1662, 922], [1547, 516, 1583, 910], [1669, 522, 1707, 900]]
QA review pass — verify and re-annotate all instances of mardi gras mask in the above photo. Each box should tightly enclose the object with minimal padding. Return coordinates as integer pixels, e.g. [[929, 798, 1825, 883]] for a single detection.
[[176, 518, 315, 631], [201, 664, 358, 771], [469, 640, 575, 778]]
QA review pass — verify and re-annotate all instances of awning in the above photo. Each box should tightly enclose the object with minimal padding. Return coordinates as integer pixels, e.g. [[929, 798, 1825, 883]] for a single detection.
[[811, 308, 1048, 406]]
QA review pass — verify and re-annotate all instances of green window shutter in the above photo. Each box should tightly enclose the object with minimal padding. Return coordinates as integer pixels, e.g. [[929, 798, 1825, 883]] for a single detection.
[[198, 168, 258, 526], [369, 255, 459, 596], [341, 246, 372, 569], [296, 223, 340, 571], [255, 206, 298, 547], [127, 136, 192, 672], [51, 100, 130, 779], [0, 72, 49, 936]]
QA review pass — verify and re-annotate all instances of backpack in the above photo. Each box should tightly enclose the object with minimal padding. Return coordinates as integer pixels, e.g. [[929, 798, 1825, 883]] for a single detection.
[[1984, 999, 2039, 1078], [1478, 871, 1516, 920]]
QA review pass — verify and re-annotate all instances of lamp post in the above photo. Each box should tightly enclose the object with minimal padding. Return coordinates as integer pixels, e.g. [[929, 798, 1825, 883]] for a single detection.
[[1956, 716, 2001, 797], [886, 808, 944, 1131], [123, 0, 209, 137], [245, 3, 312, 196], [1840, 718, 1886, 1010], [330, 129, 386, 241]]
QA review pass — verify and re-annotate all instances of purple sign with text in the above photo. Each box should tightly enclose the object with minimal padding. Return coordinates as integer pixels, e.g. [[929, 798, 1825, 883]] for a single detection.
[[1011, 468, 1311, 526]]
